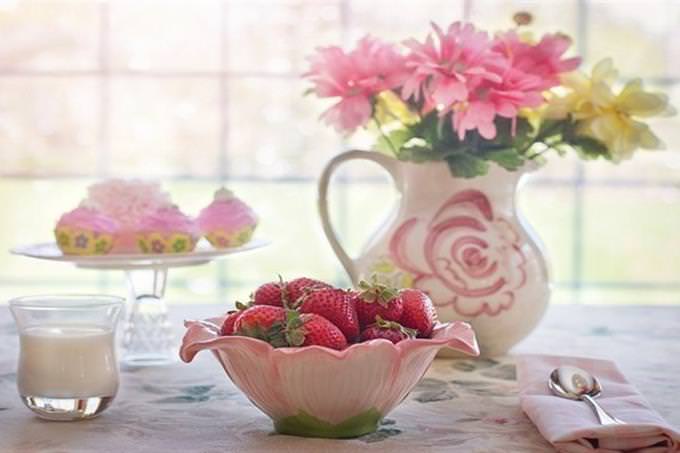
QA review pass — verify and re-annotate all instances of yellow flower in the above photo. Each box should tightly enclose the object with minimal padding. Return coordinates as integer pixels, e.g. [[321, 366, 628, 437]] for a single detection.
[[545, 58, 675, 161], [373, 90, 419, 127], [519, 106, 544, 131]]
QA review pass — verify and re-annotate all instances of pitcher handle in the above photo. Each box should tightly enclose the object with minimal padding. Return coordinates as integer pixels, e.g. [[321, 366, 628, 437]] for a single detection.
[[318, 150, 402, 284]]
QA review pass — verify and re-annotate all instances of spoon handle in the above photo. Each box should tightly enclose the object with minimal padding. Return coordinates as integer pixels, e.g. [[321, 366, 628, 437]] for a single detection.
[[582, 394, 625, 425]]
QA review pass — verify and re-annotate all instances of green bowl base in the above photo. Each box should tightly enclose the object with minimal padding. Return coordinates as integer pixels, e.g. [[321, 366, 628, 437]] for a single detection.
[[273, 408, 382, 439]]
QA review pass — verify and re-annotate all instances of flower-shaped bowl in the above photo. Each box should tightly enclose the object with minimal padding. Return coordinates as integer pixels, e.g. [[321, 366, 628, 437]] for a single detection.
[[180, 317, 479, 438]]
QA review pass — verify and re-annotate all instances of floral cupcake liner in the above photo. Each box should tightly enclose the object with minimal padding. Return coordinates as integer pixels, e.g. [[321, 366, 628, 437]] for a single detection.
[[55, 227, 115, 256], [137, 232, 197, 254], [205, 226, 255, 249]]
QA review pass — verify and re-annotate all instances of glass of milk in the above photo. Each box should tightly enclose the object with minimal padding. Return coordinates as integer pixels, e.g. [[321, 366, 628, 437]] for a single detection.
[[9, 295, 124, 421]]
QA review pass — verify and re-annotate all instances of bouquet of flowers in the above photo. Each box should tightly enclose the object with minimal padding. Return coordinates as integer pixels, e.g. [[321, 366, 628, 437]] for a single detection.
[[304, 20, 675, 177]]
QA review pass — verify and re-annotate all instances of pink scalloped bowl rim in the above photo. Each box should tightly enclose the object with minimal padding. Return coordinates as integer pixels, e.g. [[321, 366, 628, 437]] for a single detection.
[[180, 316, 480, 363]]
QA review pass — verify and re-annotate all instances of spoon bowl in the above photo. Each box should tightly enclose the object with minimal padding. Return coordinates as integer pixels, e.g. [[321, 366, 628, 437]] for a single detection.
[[548, 366, 625, 426], [548, 366, 602, 400]]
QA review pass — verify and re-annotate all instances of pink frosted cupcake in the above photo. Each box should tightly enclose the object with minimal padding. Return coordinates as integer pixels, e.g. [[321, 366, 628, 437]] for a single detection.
[[196, 188, 258, 249], [54, 206, 119, 255], [135, 206, 199, 254], [86, 179, 173, 253]]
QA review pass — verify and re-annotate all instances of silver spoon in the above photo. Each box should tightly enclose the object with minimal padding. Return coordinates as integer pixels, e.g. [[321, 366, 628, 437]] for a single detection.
[[548, 366, 625, 426]]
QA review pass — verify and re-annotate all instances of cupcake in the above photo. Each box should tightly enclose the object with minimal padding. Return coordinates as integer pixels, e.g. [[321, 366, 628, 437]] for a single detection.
[[86, 179, 173, 253], [196, 188, 258, 249], [136, 206, 199, 254], [54, 206, 119, 256]]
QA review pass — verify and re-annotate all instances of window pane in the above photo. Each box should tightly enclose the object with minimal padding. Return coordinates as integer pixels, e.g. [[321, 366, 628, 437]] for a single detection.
[[109, 0, 222, 72], [519, 185, 575, 284], [109, 77, 221, 177], [227, 1, 341, 74], [349, 0, 464, 41], [0, 77, 99, 176], [582, 187, 680, 283], [227, 77, 340, 178], [0, 0, 99, 71], [579, 287, 680, 305], [586, 0, 673, 78]]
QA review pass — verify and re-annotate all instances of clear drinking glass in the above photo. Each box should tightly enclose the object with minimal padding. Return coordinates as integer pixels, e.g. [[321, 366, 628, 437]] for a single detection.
[[9, 295, 124, 421]]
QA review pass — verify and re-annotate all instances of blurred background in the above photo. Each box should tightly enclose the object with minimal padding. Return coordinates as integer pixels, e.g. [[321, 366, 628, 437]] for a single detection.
[[0, 0, 678, 306]]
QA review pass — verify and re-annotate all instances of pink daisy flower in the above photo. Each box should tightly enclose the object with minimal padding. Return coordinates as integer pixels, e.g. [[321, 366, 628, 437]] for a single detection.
[[493, 31, 581, 90], [304, 36, 406, 133], [451, 75, 542, 140], [401, 22, 503, 111]]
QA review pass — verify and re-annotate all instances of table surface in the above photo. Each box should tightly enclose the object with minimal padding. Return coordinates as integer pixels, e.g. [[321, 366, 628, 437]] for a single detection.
[[1, 304, 679, 453]]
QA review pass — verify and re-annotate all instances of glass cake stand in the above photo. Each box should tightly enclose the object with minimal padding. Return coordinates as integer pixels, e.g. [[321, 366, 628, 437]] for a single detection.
[[10, 239, 269, 367]]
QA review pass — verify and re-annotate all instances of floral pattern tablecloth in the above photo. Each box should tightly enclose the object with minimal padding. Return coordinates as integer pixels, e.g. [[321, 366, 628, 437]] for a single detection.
[[1, 305, 679, 453]]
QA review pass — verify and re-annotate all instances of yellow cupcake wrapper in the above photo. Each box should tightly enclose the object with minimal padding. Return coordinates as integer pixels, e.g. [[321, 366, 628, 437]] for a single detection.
[[205, 226, 255, 249], [54, 227, 114, 256], [136, 232, 197, 254]]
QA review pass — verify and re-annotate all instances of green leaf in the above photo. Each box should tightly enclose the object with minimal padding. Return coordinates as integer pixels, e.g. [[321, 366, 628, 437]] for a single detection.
[[285, 309, 303, 329], [483, 148, 525, 171], [416, 111, 447, 146], [375, 127, 413, 154], [397, 145, 443, 163], [570, 135, 609, 159], [285, 330, 305, 347], [445, 152, 489, 178], [558, 117, 608, 159], [358, 279, 399, 306], [536, 118, 566, 139]]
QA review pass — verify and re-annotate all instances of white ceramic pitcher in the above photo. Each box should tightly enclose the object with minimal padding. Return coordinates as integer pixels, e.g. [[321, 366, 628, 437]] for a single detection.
[[318, 150, 551, 356]]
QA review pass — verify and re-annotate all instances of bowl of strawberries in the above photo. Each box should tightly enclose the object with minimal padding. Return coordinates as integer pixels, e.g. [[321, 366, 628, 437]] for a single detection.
[[180, 277, 479, 439]]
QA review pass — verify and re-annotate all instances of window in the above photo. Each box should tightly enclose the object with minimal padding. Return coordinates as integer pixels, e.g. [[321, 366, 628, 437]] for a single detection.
[[0, 0, 678, 305]]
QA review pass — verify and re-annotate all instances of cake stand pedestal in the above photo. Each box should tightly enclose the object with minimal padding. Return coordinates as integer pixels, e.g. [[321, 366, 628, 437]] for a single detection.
[[11, 239, 269, 367]]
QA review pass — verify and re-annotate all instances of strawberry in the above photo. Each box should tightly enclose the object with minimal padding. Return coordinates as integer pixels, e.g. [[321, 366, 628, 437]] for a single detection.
[[299, 288, 359, 342], [221, 301, 250, 335], [252, 279, 285, 307], [353, 280, 403, 328], [284, 277, 332, 306], [360, 317, 417, 344], [221, 311, 241, 335], [399, 288, 437, 338], [284, 311, 347, 350], [220, 302, 248, 335], [233, 305, 286, 342]]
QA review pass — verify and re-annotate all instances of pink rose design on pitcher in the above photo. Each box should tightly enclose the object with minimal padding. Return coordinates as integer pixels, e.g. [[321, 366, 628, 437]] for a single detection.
[[389, 190, 527, 317]]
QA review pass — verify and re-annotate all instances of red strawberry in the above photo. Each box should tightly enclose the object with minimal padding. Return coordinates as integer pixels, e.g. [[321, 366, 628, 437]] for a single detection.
[[399, 288, 437, 338], [252, 280, 285, 307], [360, 317, 417, 344], [299, 288, 359, 342], [284, 277, 332, 306], [233, 305, 286, 342], [285, 312, 347, 350], [353, 280, 403, 328], [221, 311, 240, 335], [220, 301, 250, 335]]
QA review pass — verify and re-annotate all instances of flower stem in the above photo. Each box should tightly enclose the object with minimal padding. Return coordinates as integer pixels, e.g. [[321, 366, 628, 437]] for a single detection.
[[522, 119, 567, 157]]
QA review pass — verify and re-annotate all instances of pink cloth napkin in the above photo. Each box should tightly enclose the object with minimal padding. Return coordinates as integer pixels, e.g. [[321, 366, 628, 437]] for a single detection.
[[517, 355, 680, 453]]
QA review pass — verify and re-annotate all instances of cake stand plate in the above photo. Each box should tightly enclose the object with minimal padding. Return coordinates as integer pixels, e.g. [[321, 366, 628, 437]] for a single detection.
[[11, 239, 270, 367]]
